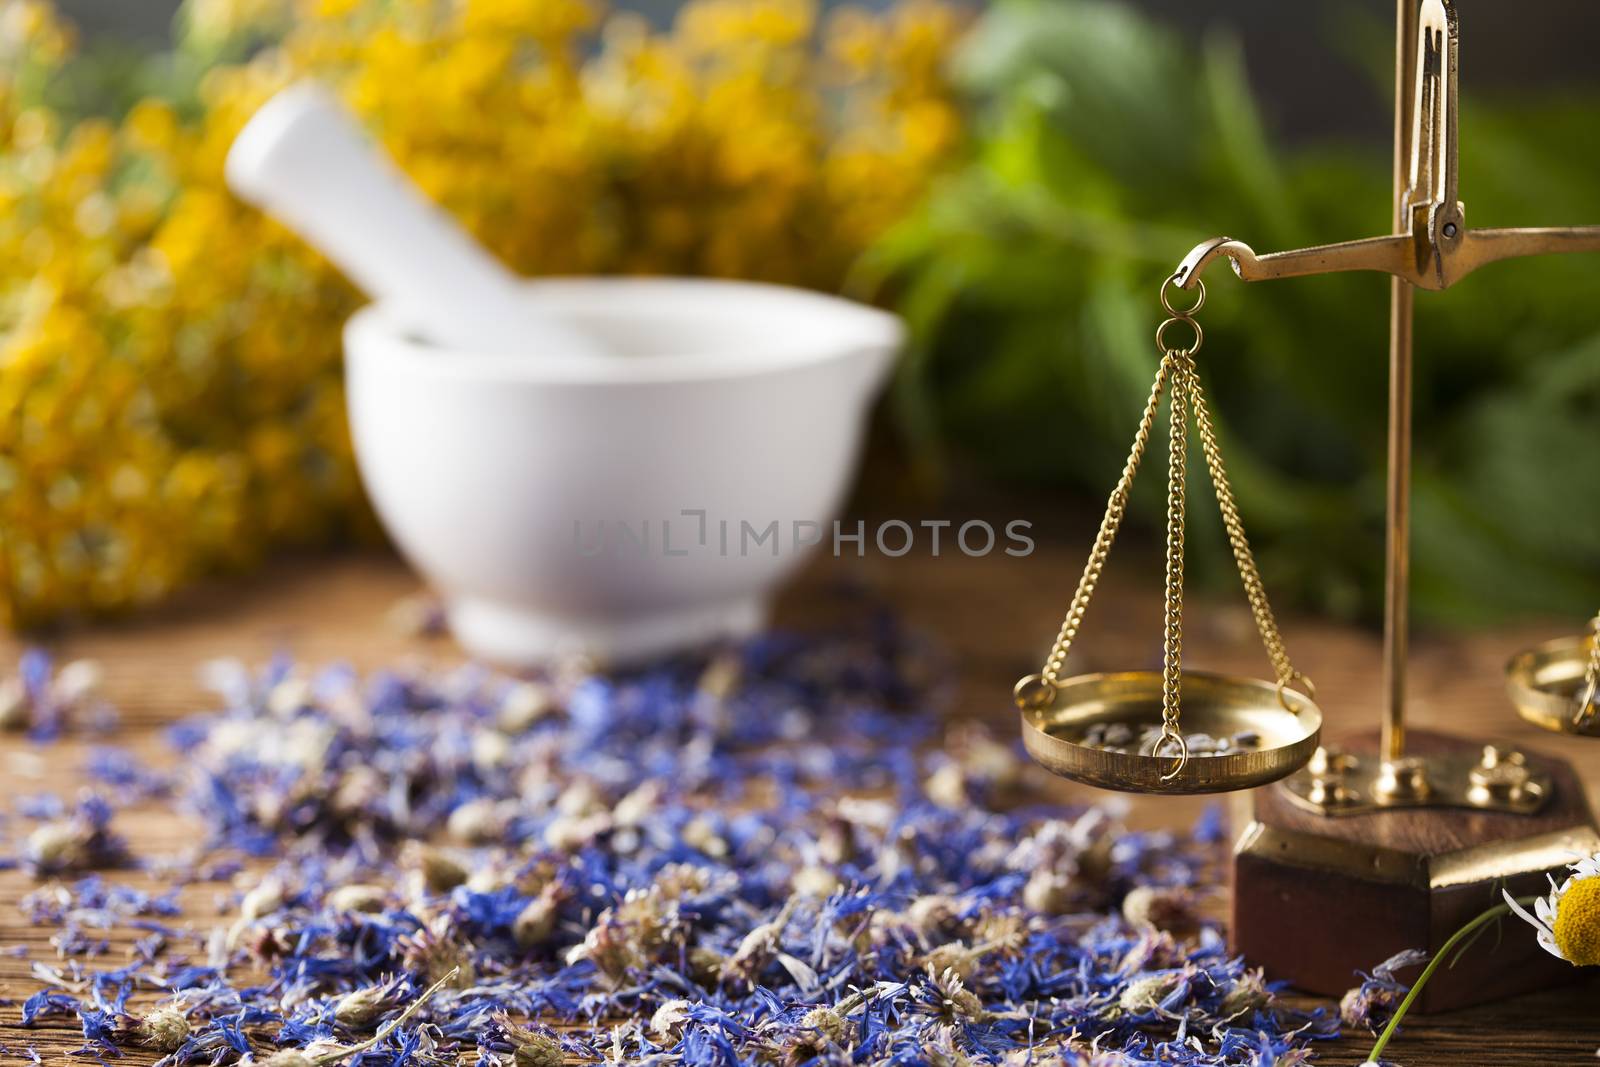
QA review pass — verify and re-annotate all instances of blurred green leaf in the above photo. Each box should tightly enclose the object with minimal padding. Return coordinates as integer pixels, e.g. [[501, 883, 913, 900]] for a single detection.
[[871, 0, 1600, 628]]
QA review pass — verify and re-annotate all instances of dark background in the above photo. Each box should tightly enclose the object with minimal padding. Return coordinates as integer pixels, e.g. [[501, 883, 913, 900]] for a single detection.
[[58, 0, 1600, 145]]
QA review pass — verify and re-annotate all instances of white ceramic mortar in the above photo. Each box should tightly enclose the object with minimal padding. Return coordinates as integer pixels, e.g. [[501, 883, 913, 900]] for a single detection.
[[344, 277, 902, 665]]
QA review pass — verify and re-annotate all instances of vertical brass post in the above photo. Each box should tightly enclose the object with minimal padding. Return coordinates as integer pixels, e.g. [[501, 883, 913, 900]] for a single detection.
[[1381, 0, 1418, 765], [1384, 286, 1413, 764]]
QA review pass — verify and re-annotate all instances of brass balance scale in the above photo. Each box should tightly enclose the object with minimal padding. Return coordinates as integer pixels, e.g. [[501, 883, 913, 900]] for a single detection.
[[1013, 0, 1600, 1010]]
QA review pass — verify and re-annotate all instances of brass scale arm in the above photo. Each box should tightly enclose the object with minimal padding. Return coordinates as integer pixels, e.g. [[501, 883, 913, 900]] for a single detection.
[[1171, 226, 1600, 294], [1152, 0, 1599, 811]]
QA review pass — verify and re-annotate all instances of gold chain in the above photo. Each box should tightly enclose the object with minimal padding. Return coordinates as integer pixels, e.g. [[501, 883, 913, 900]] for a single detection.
[[1027, 356, 1174, 691], [1014, 274, 1313, 782], [1158, 350, 1189, 775], [1180, 357, 1314, 708]]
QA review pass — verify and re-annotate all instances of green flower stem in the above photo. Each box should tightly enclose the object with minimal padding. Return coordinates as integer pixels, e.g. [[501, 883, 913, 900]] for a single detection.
[[1364, 897, 1536, 1064]]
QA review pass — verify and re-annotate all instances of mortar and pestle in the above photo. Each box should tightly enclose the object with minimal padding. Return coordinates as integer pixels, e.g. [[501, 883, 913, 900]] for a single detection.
[[227, 84, 901, 665]]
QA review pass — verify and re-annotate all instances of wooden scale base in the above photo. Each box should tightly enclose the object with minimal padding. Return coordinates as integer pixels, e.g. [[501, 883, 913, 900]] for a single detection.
[[1231, 730, 1600, 1012]]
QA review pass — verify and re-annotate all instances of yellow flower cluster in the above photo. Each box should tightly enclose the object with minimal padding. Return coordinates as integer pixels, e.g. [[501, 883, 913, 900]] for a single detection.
[[0, 0, 965, 628]]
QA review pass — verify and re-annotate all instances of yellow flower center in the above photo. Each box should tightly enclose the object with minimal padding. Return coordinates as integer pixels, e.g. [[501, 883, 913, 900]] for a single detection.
[[1552, 875, 1600, 966]]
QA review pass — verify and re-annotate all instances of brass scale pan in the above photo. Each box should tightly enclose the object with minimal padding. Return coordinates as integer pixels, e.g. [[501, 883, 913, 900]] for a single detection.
[[1021, 671, 1321, 796], [1018, 276, 1592, 794], [1506, 624, 1600, 738], [1014, 277, 1320, 796]]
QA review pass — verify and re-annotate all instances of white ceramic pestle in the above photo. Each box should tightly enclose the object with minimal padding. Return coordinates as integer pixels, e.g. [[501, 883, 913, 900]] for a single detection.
[[225, 82, 606, 356]]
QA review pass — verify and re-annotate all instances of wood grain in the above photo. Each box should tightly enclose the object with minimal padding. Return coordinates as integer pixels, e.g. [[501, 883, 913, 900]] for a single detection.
[[1, 544, 1596, 1065]]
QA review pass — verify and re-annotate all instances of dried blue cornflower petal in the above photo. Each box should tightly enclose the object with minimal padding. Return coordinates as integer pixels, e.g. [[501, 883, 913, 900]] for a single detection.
[[84, 747, 172, 803], [21, 989, 79, 1026], [2, 620, 1344, 1067], [15, 794, 65, 821], [1339, 947, 1428, 1035], [76, 1006, 122, 1054]]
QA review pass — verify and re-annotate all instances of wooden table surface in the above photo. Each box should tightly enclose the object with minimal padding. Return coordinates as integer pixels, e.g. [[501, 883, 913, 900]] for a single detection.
[[1, 542, 1596, 1065]]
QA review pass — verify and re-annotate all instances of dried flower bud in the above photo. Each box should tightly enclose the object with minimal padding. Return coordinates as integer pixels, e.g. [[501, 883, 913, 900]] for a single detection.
[[905, 894, 957, 933], [949, 988, 986, 1022], [266, 677, 312, 718], [237, 923, 294, 959], [254, 1051, 316, 1067], [398, 919, 477, 987], [555, 778, 604, 817], [240, 879, 286, 921], [471, 729, 513, 772], [686, 945, 725, 984], [54, 659, 104, 707], [835, 796, 894, 831], [1116, 928, 1186, 975], [817, 816, 855, 866], [799, 1005, 849, 1046], [282, 720, 334, 772], [509, 1029, 564, 1067], [301, 1039, 345, 1060], [446, 797, 504, 844], [924, 763, 969, 809], [922, 1028, 977, 1067], [650, 998, 692, 1041], [970, 911, 1028, 954], [696, 653, 742, 703], [651, 863, 715, 901], [0, 676, 31, 731], [1118, 972, 1183, 1014], [780, 1003, 850, 1067], [791, 864, 840, 898], [1022, 869, 1074, 914], [387, 593, 446, 638], [957, 730, 1021, 787], [34, 796, 119, 874], [26, 820, 90, 874], [566, 923, 639, 985], [878, 827, 920, 881], [930, 968, 990, 1022], [333, 984, 388, 1027], [1220, 968, 1272, 1019], [250, 786, 288, 830], [326, 884, 388, 914], [408, 845, 468, 892], [1339, 985, 1378, 1031], [681, 815, 727, 858], [513, 887, 561, 948], [498, 682, 555, 733], [135, 1004, 190, 1052], [542, 812, 612, 852], [922, 941, 987, 981], [1121, 885, 1199, 935], [722, 901, 795, 981], [467, 858, 516, 894], [329, 767, 383, 819], [612, 780, 661, 826]]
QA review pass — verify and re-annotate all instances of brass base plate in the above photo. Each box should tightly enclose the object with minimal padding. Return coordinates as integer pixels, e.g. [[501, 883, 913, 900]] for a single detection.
[[1233, 730, 1600, 1012], [1506, 635, 1598, 737], [1281, 743, 1551, 816], [1019, 670, 1321, 795]]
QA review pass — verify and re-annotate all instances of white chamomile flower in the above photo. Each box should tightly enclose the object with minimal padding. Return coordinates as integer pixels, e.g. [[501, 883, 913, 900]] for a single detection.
[[1504, 852, 1600, 966]]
